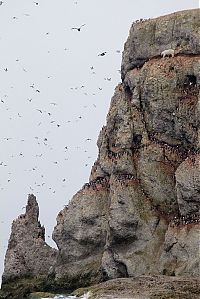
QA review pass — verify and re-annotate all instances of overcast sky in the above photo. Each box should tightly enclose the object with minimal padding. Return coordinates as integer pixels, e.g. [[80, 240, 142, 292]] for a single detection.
[[0, 0, 199, 282]]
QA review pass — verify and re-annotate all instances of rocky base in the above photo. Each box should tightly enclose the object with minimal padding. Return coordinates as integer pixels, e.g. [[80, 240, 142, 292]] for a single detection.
[[74, 276, 200, 299], [1, 275, 199, 299], [0, 276, 56, 299], [0, 270, 99, 299]]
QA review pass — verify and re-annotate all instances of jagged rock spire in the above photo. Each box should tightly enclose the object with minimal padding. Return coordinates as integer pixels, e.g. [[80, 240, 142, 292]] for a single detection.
[[2, 194, 57, 285], [25, 194, 39, 220]]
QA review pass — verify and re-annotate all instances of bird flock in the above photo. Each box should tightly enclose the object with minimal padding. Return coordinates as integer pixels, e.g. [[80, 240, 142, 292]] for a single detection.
[[0, 1, 133, 280], [0, 0, 122, 225]]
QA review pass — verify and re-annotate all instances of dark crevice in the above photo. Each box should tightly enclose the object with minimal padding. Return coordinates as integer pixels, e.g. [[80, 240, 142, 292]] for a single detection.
[[164, 240, 178, 253], [123, 83, 133, 100], [187, 74, 197, 85], [132, 134, 142, 149]]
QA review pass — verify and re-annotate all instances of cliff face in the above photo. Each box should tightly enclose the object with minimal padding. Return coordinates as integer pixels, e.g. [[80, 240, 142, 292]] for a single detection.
[[52, 8, 200, 284], [1, 8, 200, 296]]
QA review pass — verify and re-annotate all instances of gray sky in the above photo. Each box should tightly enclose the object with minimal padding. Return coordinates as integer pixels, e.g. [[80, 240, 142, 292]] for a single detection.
[[0, 0, 199, 282]]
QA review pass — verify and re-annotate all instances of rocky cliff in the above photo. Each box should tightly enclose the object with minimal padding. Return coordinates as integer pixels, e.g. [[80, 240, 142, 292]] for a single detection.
[[1, 8, 200, 299]]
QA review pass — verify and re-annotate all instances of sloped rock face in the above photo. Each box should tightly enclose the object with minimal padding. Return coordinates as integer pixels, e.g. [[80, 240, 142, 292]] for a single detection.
[[52, 8, 200, 285], [159, 221, 200, 277], [2, 195, 57, 285], [52, 183, 110, 287]]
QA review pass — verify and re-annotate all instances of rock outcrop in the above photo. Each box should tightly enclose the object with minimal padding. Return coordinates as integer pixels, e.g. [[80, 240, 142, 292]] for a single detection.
[[51, 8, 200, 285], [1, 8, 200, 299], [73, 275, 200, 299], [1, 195, 57, 291], [121, 8, 200, 79]]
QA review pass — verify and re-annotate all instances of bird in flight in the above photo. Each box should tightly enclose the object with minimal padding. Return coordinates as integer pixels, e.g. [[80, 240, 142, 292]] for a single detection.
[[71, 24, 86, 31], [0, 1, 3, 6], [98, 52, 107, 56]]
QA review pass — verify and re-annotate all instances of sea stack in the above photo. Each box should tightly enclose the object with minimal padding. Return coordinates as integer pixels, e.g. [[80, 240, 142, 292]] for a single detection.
[[1, 8, 200, 299]]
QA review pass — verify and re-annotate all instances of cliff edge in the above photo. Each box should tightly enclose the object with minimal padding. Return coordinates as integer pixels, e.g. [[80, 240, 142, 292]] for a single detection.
[[1, 8, 200, 299]]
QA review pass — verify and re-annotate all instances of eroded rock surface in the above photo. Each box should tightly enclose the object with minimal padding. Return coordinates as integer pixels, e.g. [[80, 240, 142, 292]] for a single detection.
[[52, 8, 200, 285], [52, 183, 110, 286], [121, 8, 200, 79], [2, 195, 57, 285], [74, 275, 200, 299]]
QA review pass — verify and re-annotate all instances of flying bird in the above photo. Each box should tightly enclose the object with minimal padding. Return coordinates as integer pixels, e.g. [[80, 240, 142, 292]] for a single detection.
[[98, 52, 107, 56], [4, 137, 12, 140], [71, 24, 86, 31]]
